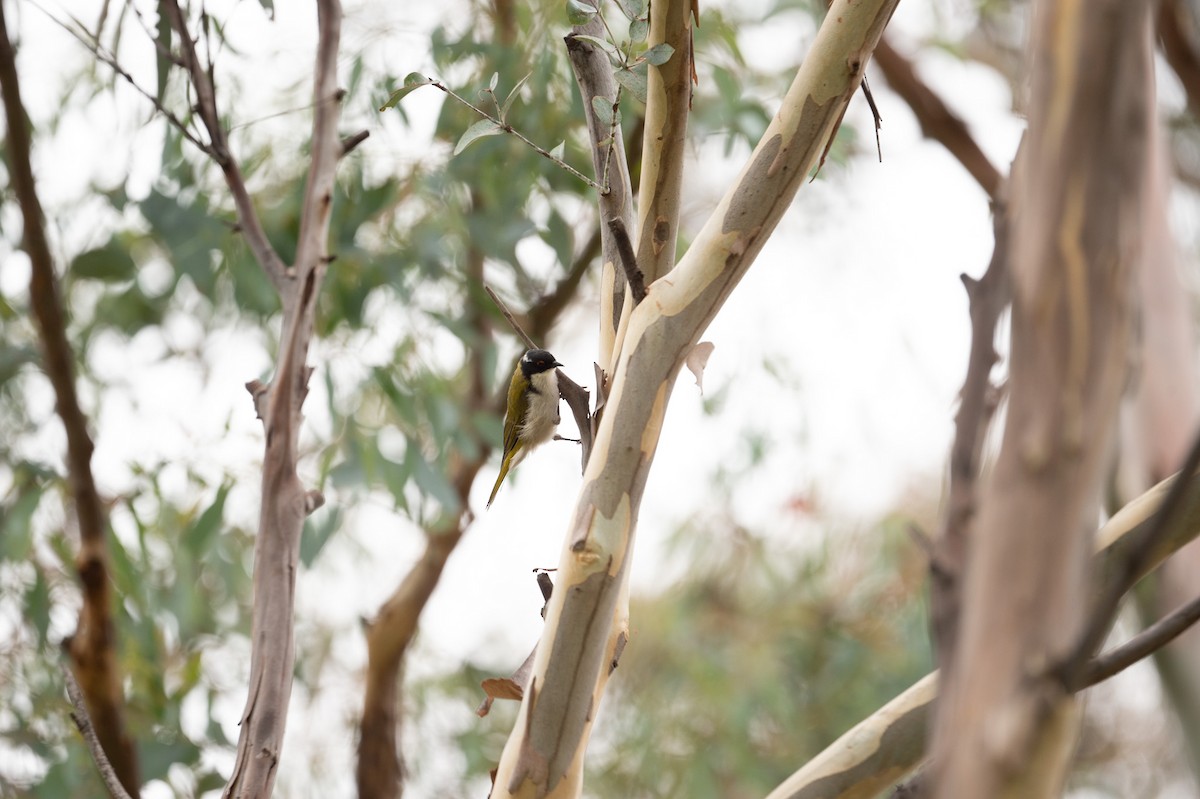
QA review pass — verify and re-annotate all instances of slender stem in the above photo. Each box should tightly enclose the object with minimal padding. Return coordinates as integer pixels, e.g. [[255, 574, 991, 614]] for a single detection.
[[64, 667, 135, 799], [431, 80, 607, 193]]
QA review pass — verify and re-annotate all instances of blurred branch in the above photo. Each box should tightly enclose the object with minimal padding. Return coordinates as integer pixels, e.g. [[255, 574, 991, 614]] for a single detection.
[[1159, 0, 1200, 117], [873, 36, 1004, 200], [930, 196, 1010, 675], [1084, 590, 1200, 686], [64, 667, 135, 799], [778, 467, 1200, 799], [0, 6, 141, 794], [1060, 429, 1200, 688], [161, 0, 289, 290]]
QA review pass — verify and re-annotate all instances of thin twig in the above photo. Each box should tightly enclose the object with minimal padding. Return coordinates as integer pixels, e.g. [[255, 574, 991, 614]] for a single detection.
[[63, 667, 135, 799], [1083, 591, 1200, 687], [607, 217, 646, 303], [36, 6, 213, 156], [428, 79, 607, 193], [161, 0, 288, 289], [484, 285, 538, 350], [341, 129, 370, 156]]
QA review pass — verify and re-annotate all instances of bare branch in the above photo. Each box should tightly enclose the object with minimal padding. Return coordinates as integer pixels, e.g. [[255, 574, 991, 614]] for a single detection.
[[341, 128, 370, 156], [485, 285, 538, 350], [39, 8, 212, 156], [930, 197, 1010, 674], [873, 36, 1004, 200], [1159, 0, 1200, 118], [1061, 428, 1200, 687], [607, 217, 645, 304], [1083, 591, 1200, 687], [63, 667, 135, 799], [161, 0, 288, 289], [222, 2, 344, 796], [0, 6, 140, 793]]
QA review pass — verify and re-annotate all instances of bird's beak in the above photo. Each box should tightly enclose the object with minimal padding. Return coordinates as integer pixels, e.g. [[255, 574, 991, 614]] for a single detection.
[[553, 361, 564, 368]]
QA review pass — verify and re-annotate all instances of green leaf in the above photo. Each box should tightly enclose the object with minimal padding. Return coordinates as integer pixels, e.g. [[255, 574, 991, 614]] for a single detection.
[[72, 243, 136, 282], [406, 444, 460, 513], [614, 65, 648, 104], [571, 34, 616, 54], [621, 0, 649, 19], [300, 506, 342, 568], [566, 0, 597, 25], [591, 95, 615, 126], [501, 71, 533, 120], [154, 2, 172, 106], [642, 43, 675, 66], [0, 343, 36, 387], [380, 72, 434, 111], [629, 18, 649, 43], [453, 119, 503, 155], [184, 484, 229, 556], [488, 71, 499, 92]]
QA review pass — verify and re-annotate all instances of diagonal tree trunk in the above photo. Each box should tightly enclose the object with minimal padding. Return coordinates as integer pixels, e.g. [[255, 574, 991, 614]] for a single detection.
[[491, 0, 901, 794]]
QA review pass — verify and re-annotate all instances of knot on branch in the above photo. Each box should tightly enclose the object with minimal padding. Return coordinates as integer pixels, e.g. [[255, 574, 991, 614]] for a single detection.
[[304, 490, 326, 515], [245, 379, 270, 421]]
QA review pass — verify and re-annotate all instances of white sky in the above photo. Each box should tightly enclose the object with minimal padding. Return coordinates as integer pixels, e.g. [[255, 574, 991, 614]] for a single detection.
[[7, 0, 1192, 796]]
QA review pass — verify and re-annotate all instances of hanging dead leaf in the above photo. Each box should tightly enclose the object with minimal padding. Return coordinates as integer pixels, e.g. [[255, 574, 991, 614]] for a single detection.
[[685, 341, 715, 394]]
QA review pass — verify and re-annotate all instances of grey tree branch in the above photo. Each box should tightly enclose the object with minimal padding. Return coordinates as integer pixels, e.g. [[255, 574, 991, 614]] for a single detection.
[[1083, 590, 1200, 687], [217, 2, 343, 796], [607, 217, 645, 304], [565, 17, 636, 365]]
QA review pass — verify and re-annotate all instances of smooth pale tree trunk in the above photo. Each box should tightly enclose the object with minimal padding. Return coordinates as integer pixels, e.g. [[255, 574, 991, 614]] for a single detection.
[[930, 1, 1153, 796]]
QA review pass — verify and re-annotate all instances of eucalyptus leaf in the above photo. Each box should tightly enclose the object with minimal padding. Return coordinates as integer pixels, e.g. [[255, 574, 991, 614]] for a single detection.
[[614, 65, 648, 104], [501, 71, 533, 120], [591, 95, 615, 126], [629, 18, 649, 44], [454, 119, 504, 155], [642, 43, 676, 66], [566, 0, 597, 25], [380, 72, 435, 111]]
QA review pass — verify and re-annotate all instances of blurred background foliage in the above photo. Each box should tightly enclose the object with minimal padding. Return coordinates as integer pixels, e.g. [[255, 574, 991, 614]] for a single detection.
[[4, 0, 1194, 797]]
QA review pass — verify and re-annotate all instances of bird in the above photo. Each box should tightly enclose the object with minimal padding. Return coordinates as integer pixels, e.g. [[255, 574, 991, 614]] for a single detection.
[[487, 348, 564, 508]]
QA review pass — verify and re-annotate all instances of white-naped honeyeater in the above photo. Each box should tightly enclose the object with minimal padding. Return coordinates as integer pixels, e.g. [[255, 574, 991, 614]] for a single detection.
[[487, 348, 564, 508]]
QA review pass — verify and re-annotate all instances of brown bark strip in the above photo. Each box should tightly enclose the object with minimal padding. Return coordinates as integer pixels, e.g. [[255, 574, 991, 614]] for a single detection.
[[873, 37, 1003, 200], [930, 1, 1153, 796], [0, 7, 140, 795], [635, 0, 693, 283], [1159, 0, 1200, 117]]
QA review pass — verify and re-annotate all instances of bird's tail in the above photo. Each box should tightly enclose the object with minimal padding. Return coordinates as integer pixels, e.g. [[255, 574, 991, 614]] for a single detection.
[[486, 458, 511, 508]]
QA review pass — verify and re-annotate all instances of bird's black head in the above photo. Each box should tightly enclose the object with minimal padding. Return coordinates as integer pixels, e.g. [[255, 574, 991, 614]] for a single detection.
[[521, 348, 562, 377]]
